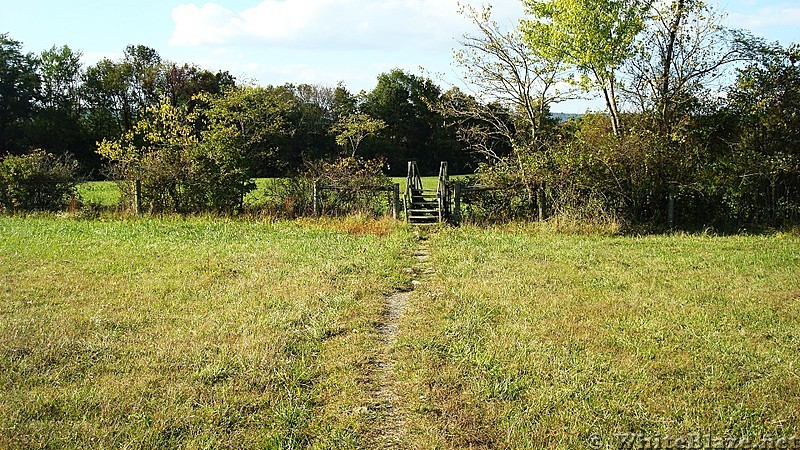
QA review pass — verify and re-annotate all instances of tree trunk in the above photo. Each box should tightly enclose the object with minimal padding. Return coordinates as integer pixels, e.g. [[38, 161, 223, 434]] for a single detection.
[[658, 0, 686, 136]]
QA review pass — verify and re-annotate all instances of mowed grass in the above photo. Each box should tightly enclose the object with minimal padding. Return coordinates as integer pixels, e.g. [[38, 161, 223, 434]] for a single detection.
[[0, 216, 413, 449], [396, 226, 800, 448], [3, 214, 798, 449]]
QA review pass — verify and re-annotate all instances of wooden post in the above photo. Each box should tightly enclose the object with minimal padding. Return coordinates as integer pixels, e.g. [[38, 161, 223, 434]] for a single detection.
[[392, 183, 400, 220], [537, 186, 545, 222], [454, 182, 462, 224], [134, 179, 142, 214], [312, 181, 320, 217], [668, 191, 675, 230], [438, 161, 450, 219]]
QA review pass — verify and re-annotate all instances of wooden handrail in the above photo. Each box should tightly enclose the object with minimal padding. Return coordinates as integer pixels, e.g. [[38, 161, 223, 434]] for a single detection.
[[405, 161, 424, 222], [437, 162, 449, 222]]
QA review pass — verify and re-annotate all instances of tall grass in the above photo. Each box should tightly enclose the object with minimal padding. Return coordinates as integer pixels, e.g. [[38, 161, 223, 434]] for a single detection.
[[396, 227, 800, 448], [0, 216, 413, 449]]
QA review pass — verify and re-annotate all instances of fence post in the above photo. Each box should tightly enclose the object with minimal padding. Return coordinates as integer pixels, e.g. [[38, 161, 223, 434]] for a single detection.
[[537, 186, 545, 222], [454, 182, 462, 224], [312, 181, 320, 217], [134, 179, 142, 214], [668, 190, 675, 230], [392, 183, 400, 220]]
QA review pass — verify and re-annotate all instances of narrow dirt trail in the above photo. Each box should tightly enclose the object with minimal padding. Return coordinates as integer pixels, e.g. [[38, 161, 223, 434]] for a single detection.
[[370, 231, 433, 449]]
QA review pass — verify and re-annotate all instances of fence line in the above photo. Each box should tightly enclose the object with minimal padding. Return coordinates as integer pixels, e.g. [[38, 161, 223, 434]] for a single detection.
[[312, 181, 400, 219]]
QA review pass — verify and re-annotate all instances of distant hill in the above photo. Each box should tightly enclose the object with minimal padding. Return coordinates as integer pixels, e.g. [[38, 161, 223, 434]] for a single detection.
[[551, 112, 582, 122]]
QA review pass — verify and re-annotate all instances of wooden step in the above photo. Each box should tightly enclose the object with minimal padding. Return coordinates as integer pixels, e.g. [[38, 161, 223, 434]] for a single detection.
[[410, 222, 440, 226], [408, 216, 439, 221], [411, 198, 438, 204]]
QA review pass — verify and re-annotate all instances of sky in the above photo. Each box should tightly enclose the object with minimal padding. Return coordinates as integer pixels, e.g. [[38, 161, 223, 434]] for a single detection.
[[2, 0, 799, 113]]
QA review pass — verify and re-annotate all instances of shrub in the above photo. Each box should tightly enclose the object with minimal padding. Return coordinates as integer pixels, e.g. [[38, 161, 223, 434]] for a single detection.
[[0, 150, 79, 212], [98, 101, 256, 214], [250, 157, 393, 218], [249, 177, 314, 218], [307, 157, 393, 217]]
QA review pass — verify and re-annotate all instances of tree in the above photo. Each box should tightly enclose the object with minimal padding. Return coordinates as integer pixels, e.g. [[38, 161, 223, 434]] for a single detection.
[[440, 4, 572, 164], [331, 113, 387, 157], [163, 63, 235, 110], [26, 45, 96, 170], [284, 83, 340, 165], [724, 41, 800, 225], [98, 101, 202, 212], [623, 0, 746, 137], [0, 34, 39, 152], [456, 5, 571, 146], [361, 69, 458, 173], [83, 45, 165, 138], [97, 86, 291, 212], [38, 45, 82, 111], [197, 85, 297, 177], [522, 0, 652, 135], [331, 82, 358, 122]]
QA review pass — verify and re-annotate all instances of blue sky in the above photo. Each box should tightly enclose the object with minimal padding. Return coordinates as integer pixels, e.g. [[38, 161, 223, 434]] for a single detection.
[[2, 0, 799, 113]]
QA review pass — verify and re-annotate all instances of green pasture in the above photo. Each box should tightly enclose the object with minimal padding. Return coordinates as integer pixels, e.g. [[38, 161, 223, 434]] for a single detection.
[[1, 216, 798, 448], [0, 216, 413, 448], [396, 226, 800, 448]]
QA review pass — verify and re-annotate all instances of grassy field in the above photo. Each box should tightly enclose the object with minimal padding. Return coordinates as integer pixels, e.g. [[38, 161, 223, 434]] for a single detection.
[[1, 216, 799, 449], [395, 226, 800, 448], [76, 181, 122, 207], [0, 216, 413, 448]]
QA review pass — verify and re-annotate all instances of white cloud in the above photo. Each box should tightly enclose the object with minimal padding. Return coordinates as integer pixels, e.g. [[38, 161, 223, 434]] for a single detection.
[[728, 6, 800, 32], [171, 3, 239, 46], [169, 0, 523, 51]]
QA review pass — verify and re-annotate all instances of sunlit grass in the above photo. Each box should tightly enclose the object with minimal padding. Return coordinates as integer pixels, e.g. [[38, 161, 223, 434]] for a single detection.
[[0, 216, 413, 449], [4, 213, 797, 449], [396, 227, 800, 448], [76, 181, 121, 207]]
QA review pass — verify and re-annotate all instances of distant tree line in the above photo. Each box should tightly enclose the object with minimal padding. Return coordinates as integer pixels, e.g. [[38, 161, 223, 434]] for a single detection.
[[2, 0, 800, 230], [0, 33, 471, 181]]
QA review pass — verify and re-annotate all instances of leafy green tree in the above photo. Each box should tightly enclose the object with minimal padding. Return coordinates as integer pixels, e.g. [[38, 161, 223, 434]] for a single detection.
[[284, 83, 340, 166], [164, 63, 235, 109], [26, 45, 96, 170], [97, 101, 200, 211], [331, 82, 358, 122], [0, 34, 39, 152], [331, 113, 386, 157], [38, 45, 82, 110], [724, 41, 800, 225], [624, 0, 745, 138], [522, 0, 652, 135], [97, 90, 272, 213], [198, 85, 297, 177], [83, 45, 165, 139], [361, 69, 460, 173]]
